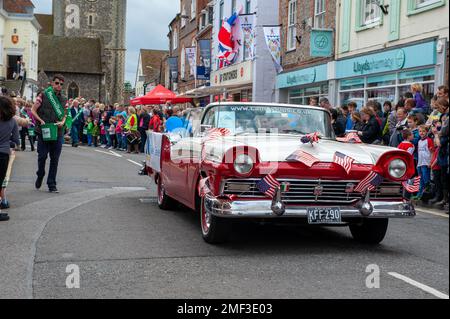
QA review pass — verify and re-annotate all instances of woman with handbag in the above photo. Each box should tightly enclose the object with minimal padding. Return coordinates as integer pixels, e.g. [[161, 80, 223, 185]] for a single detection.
[[124, 107, 140, 154]]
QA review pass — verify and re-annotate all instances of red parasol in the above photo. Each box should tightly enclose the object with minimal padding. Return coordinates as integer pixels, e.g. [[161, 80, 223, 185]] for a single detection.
[[130, 85, 193, 106]]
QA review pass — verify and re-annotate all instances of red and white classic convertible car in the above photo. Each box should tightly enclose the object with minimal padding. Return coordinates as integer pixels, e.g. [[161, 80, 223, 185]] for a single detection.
[[145, 103, 416, 245]]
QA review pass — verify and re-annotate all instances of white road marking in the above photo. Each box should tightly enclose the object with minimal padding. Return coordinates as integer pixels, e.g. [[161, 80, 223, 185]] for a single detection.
[[109, 150, 123, 158], [416, 209, 449, 219], [112, 187, 147, 191], [388, 272, 449, 299], [94, 149, 120, 157], [127, 159, 144, 167]]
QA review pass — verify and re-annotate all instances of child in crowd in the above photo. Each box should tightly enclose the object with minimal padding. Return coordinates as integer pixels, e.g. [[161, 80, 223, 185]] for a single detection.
[[100, 115, 106, 146], [108, 119, 116, 150], [86, 117, 94, 147], [411, 83, 428, 112], [398, 129, 415, 155], [92, 119, 100, 147], [116, 113, 125, 151], [414, 125, 434, 200], [407, 115, 420, 164]]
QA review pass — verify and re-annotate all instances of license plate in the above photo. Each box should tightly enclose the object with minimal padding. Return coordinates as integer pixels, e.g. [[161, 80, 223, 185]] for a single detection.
[[307, 207, 342, 225]]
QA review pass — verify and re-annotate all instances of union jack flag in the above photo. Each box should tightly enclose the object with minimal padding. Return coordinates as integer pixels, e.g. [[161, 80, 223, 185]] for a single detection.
[[336, 132, 362, 144], [301, 132, 320, 145], [256, 175, 280, 199], [286, 150, 320, 168], [333, 152, 355, 175], [355, 171, 384, 193], [218, 12, 239, 68], [402, 176, 421, 194], [198, 176, 212, 198]]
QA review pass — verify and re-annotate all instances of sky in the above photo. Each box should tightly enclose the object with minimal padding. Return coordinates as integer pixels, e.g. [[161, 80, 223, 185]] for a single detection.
[[33, 0, 178, 87]]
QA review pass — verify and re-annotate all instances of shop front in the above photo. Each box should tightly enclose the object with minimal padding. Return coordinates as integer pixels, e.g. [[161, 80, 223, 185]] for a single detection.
[[335, 40, 440, 109], [210, 60, 253, 102], [276, 63, 328, 105]]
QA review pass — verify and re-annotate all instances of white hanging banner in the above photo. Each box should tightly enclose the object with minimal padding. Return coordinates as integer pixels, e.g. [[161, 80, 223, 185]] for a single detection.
[[263, 26, 283, 73], [185, 47, 197, 77], [240, 14, 255, 61]]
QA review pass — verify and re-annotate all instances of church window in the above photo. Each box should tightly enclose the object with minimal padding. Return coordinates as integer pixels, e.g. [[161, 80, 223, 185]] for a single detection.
[[88, 14, 95, 27], [68, 82, 80, 99]]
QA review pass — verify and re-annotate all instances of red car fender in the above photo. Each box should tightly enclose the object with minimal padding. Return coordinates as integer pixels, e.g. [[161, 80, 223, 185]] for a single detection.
[[373, 150, 415, 181]]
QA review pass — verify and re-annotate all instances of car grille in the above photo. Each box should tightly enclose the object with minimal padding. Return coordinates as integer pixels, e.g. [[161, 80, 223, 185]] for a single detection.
[[221, 179, 403, 204]]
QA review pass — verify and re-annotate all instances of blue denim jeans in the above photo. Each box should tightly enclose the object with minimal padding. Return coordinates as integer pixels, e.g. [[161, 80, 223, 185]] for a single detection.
[[418, 165, 431, 197], [105, 126, 112, 147], [37, 135, 64, 188], [87, 134, 93, 146], [71, 125, 79, 145]]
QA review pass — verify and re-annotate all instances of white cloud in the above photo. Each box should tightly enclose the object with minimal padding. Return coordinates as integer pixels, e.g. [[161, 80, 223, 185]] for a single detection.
[[33, 0, 178, 86]]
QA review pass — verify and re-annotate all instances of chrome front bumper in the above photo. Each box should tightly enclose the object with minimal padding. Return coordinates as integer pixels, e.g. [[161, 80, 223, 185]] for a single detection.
[[204, 195, 416, 219]]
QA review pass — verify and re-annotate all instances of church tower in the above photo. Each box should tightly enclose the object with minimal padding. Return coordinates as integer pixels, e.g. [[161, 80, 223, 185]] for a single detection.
[[52, 0, 127, 103]]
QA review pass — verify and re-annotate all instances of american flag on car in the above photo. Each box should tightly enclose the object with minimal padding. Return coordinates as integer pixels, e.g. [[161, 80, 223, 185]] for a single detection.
[[198, 176, 212, 198], [256, 175, 281, 199], [355, 171, 384, 193], [333, 152, 355, 175], [402, 176, 421, 193], [286, 150, 320, 168]]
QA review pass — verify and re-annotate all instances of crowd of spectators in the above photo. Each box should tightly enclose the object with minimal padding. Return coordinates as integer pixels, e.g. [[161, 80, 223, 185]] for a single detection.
[[326, 84, 449, 212]]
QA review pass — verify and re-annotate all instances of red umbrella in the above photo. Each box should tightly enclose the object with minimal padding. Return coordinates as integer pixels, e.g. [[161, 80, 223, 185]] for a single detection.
[[130, 85, 193, 106]]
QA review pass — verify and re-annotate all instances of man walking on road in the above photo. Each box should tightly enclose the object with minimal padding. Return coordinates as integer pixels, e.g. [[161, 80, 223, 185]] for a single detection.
[[31, 74, 68, 193]]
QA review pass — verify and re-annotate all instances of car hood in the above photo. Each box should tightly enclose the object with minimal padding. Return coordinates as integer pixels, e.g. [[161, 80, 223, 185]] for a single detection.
[[205, 135, 395, 165]]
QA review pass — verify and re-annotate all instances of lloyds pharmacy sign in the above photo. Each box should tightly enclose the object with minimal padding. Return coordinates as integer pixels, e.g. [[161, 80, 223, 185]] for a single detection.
[[353, 50, 406, 75], [336, 41, 437, 79]]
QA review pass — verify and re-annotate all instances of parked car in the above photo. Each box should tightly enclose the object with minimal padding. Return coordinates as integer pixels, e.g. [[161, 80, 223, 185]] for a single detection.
[[145, 103, 416, 245]]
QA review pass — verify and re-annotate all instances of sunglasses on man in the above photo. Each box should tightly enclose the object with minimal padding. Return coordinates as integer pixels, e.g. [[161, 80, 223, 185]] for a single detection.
[[54, 81, 64, 86]]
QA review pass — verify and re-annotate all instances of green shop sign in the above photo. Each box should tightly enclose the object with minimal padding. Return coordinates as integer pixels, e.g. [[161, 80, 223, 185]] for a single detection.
[[352, 50, 406, 75], [276, 64, 327, 89], [310, 29, 333, 57], [336, 41, 436, 79]]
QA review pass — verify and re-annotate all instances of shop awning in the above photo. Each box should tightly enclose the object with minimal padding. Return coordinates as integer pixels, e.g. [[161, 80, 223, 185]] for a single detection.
[[183, 83, 252, 98], [130, 85, 193, 106]]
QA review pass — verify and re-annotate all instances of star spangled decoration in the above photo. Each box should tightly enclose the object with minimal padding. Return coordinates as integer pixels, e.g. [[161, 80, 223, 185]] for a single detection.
[[402, 176, 421, 194], [301, 132, 320, 146], [256, 175, 280, 199], [355, 171, 384, 193], [333, 152, 355, 175], [286, 150, 320, 168]]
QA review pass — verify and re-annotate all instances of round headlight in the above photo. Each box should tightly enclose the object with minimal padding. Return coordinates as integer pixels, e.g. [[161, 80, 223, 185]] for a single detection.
[[234, 154, 254, 175], [389, 159, 407, 179]]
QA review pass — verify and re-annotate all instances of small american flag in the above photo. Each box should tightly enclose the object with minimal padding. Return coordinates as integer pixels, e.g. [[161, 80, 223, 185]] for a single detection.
[[256, 175, 280, 199], [333, 152, 355, 175], [198, 176, 212, 198], [203, 128, 231, 142], [336, 132, 362, 144], [355, 171, 384, 193], [402, 176, 421, 193], [201, 128, 231, 160], [301, 132, 320, 145], [286, 150, 320, 168]]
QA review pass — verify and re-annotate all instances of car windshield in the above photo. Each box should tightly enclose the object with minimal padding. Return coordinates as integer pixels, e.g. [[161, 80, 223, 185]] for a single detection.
[[202, 105, 334, 138]]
